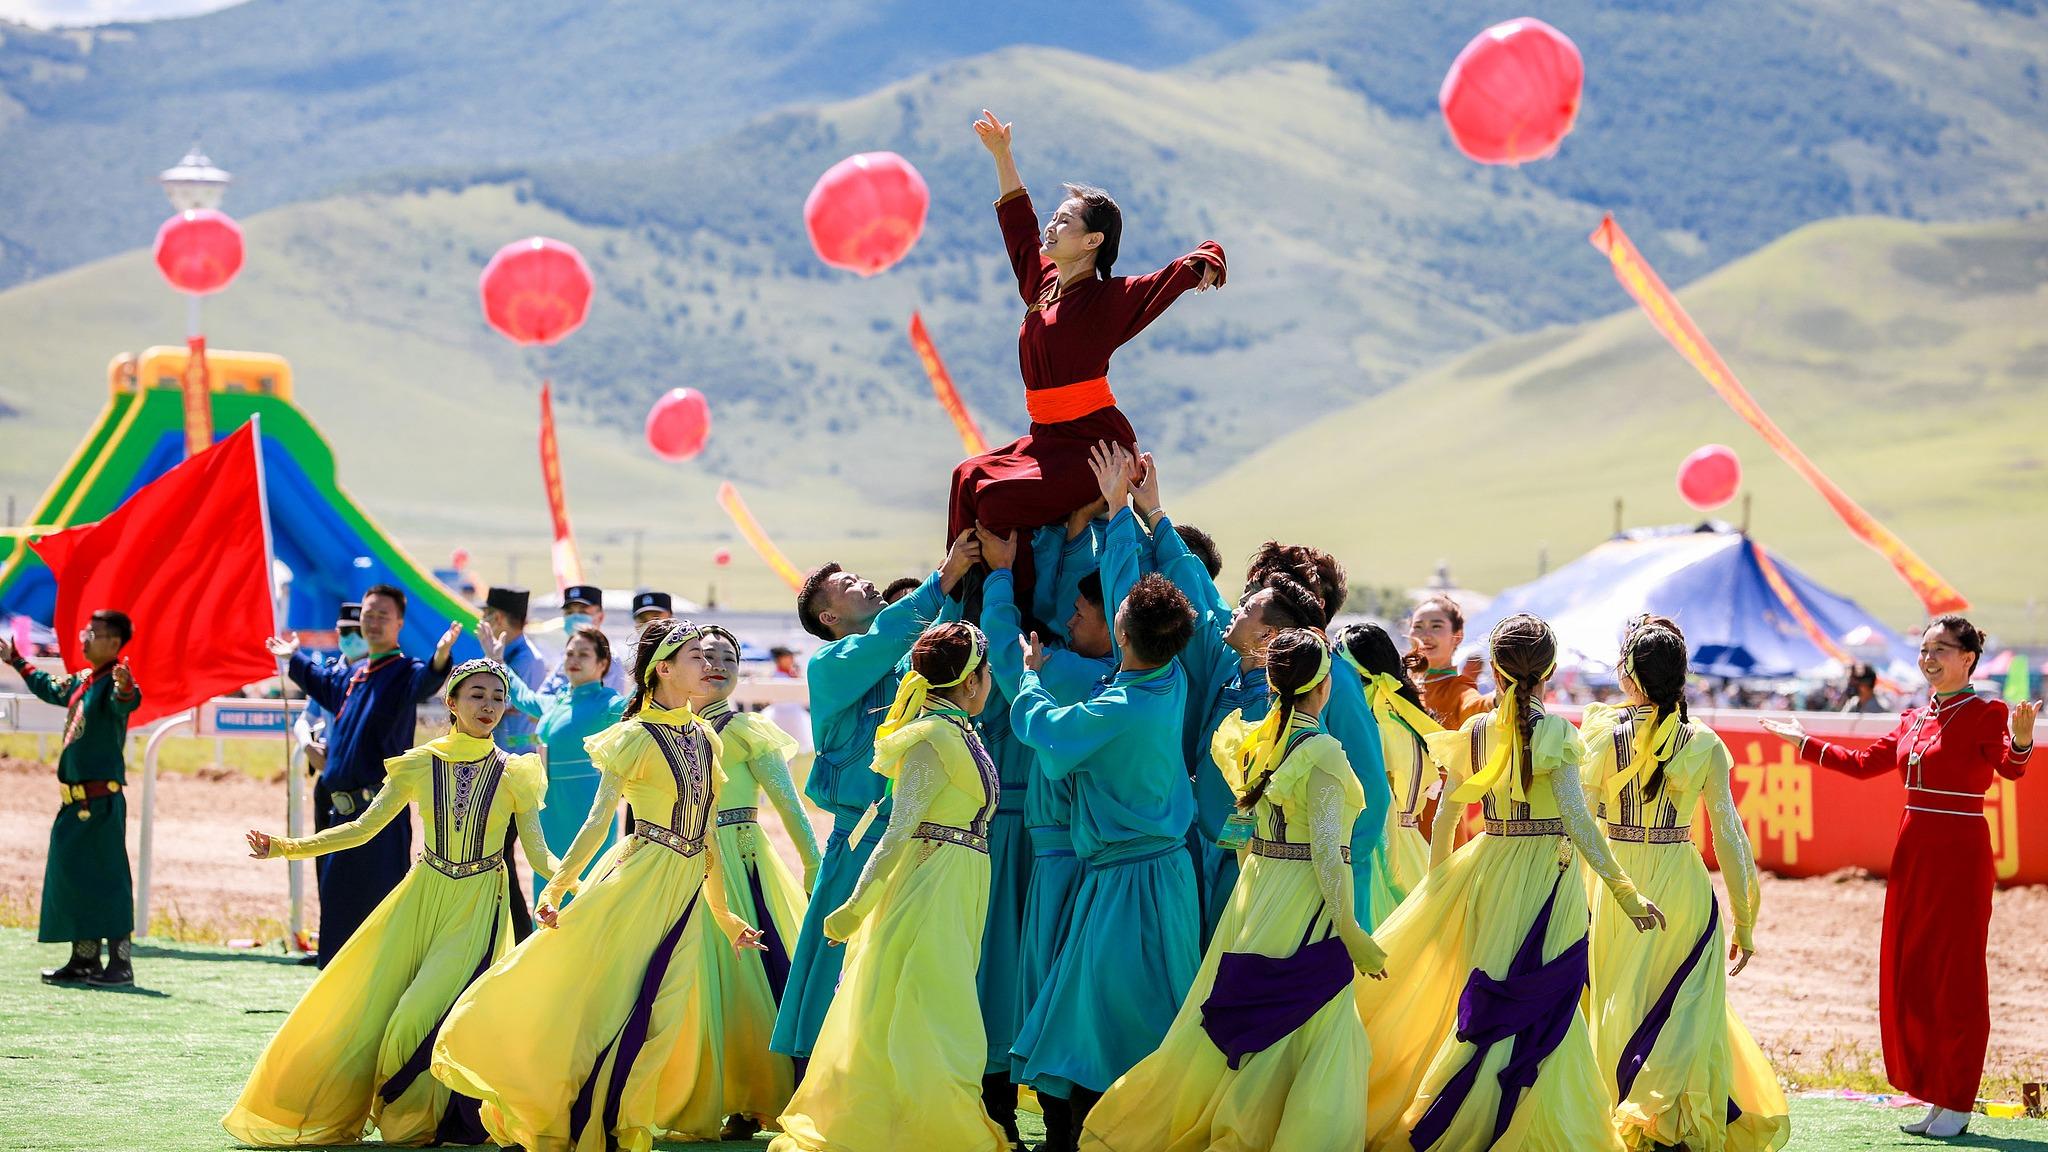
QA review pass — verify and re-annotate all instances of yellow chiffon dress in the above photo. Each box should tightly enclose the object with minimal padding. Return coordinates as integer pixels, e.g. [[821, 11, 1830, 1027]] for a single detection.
[[431, 703, 750, 1152], [698, 699, 821, 1129], [223, 732, 553, 1147], [1578, 703, 1790, 1152], [1358, 710, 1650, 1152], [1081, 712, 1376, 1152], [769, 707, 1008, 1152], [1363, 677, 1439, 920]]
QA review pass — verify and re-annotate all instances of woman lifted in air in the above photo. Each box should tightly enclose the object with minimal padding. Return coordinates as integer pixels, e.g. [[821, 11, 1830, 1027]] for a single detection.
[[948, 108, 1226, 610]]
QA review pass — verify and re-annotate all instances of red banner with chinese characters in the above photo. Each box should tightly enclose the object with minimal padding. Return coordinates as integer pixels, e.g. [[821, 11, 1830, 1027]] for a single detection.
[[908, 311, 991, 457], [1589, 215, 1968, 616], [1547, 707, 2044, 886], [538, 381, 585, 592]]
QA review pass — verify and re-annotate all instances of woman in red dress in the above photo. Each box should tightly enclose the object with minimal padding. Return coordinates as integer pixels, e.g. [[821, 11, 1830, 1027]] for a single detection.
[[1763, 614, 2037, 1139], [949, 109, 1225, 604]]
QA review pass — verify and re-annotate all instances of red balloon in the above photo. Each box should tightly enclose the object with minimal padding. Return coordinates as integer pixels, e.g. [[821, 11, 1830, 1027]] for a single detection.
[[1677, 444, 1742, 511], [153, 209, 244, 295], [450, 548, 471, 569], [713, 548, 732, 567], [645, 388, 712, 461], [803, 152, 929, 277], [1439, 18, 1584, 166], [479, 237, 593, 346]]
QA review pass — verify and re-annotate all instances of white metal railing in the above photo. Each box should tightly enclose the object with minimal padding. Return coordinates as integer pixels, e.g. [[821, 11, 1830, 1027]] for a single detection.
[[1, 679, 810, 945]]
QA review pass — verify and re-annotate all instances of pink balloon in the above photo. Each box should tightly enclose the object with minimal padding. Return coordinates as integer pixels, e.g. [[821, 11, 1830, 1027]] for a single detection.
[[479, 237, 593, 346], [450, 548, 471, 569], [803, 152, 929, 276], [1439, 18, 1585, 166], [645, 388, 712, 461], [154, 209, 244, 295], [713, 548, 732, 567], [1677, 444, 1742, 511]]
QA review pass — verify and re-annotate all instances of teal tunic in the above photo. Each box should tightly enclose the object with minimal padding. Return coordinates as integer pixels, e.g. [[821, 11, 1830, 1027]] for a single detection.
[[771, 570, 947, 1059], [16, 661, 140, 942], [1007, 657, 1199, 1098], [1106, 510, 1272, 944], [1324, 656, 1394, 927], [503, 676, 626, 901]]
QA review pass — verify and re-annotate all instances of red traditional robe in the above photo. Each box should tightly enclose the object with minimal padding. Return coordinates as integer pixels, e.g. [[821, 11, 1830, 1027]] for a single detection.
[[1798, 693, 2031, 1111], [947, 187, 1224, 601]]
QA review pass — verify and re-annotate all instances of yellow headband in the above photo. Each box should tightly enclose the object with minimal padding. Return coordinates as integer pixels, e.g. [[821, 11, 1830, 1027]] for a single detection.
[[876, 626, 987, 743], [1234, 642, 1331, 791], [644, 619, 709, 687]]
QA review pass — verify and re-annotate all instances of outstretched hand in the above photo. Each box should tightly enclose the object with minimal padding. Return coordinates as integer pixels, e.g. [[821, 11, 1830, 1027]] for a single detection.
[[245, 830, 274, 859], [1021, 630, 1050, 673], [476, 618, 507, 661], [1132, 452, 1162, 517], [432, 621, 463, 667], [1728, 939, 1754, 978], [2011, 699, 2040, 748], [1090, 440, 1135, 510], [974, 109, 1012, 156], [1758, 717, 1808, 746], [264, 633, 301, 659]]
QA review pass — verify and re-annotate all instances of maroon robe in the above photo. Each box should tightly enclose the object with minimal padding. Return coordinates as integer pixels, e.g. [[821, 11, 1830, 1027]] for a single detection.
[[1798, 694, 2031, 1111], [947, 187, 1224, 603]]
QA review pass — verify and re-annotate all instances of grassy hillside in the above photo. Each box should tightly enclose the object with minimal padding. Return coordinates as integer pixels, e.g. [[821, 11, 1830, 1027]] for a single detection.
[[1179, 212, 2048, 640], [0, 0, 1314, 285]]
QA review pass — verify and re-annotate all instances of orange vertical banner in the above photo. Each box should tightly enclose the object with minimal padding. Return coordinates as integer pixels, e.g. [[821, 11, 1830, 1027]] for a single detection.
[[908, 311, 990, 457], [1590, 215, 1967, 615], [538, 381, 585, 591], [180, 335, 214, 458], [717, 481, 803, 590]]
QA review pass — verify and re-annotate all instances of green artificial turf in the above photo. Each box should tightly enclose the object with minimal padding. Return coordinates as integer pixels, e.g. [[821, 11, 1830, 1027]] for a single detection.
[[1, 928, 2041, 1151]]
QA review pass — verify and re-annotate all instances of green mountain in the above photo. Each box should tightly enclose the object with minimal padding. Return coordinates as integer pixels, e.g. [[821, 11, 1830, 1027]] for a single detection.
[[1179, 212, 2048, 641]]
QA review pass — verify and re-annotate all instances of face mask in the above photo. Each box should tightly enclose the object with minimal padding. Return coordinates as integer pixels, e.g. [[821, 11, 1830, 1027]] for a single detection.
[[564, 613, 593, 634], [338, 632, 369, 661]]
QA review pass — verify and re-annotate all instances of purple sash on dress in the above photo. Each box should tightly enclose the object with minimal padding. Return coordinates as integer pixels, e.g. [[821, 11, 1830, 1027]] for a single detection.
[[1409, 876, 1588, 1151], [568, 890, 700, 1143], [1616, 891, 1717, 1099], [1200, 935, 1355, 1070], [747, 863, 792, 1004], [377, 889, 502, 1145]]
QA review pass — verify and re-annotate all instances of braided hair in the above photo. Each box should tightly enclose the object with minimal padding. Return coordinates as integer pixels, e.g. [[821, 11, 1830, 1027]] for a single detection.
[[1622, 624, 1690, 802], [1488, 614, 1557, 797], [1236, 629, 1329, 812]]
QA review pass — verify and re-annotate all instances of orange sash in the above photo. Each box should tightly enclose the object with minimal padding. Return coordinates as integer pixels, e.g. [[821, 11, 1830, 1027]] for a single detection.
[[1025, 376, 1116, 424]]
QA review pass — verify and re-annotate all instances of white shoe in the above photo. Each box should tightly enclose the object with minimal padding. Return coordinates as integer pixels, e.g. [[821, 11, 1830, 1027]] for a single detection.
[[1900, 1104, 1941, 1135], [1924, 1107, 1971, 1138]]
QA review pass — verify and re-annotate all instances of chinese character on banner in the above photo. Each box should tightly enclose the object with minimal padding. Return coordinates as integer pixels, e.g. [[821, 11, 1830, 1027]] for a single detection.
[[1735, 744, 1814, 866], [1988, 778, 2021, 881]]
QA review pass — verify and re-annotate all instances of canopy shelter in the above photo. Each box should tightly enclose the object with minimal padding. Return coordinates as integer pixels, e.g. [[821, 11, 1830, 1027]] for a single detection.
[[1458, 524, 1921, 681]]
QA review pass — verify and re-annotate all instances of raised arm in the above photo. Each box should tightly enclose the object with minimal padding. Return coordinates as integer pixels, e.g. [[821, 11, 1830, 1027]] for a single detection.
[[980, 567, 1030, 703], [1104, 240, 1227, 346], [408, 622, 463, 703], [1764, 714, 1902, 781], [1986, 699, 2037, 780], [979, 111, 1051, 304], [1012, 672, 1125, 780], [808, 569, 947, 717], [824, 739, 944, 942], [284, 648, 349, 713]]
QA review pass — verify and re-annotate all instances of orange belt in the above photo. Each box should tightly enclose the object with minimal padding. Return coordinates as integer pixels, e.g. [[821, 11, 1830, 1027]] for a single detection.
[[1026, 376, 1116, 424]]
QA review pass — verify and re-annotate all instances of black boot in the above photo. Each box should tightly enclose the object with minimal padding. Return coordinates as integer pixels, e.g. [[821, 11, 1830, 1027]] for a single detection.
[[982, 1072, 1025, 1150], [1039, 1094, 1073, 1152], [719, 1113, 761, 1141], [1067, 1086, 1103, 1147], [87, 936, 132, 987], [41, 940, 100, 985]]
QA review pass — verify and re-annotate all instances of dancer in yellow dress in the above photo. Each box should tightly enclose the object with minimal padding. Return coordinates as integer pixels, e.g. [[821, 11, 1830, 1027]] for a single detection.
[[1580, 619, 1789, 1152], [771, 621, 1010, 1152], [224, 658, 558, 1147], [1080, 629, 1388, 1152], [691, 624, 821, 1141], [431, 620, 766, 1152], [1357, 614, 1664, 1152], [1338, 621, 1442, 915]]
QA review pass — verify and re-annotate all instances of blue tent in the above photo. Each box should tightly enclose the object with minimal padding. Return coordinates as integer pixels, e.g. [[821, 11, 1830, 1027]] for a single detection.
[[1459, 524, 1920, 680]]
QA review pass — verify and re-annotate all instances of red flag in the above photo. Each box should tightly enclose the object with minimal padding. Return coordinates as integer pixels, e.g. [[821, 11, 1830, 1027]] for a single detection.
[[30, 420, 276, 726]]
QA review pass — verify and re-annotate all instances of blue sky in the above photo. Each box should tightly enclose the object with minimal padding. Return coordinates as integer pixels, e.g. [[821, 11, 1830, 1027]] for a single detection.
[[0, 0, 238, 25]]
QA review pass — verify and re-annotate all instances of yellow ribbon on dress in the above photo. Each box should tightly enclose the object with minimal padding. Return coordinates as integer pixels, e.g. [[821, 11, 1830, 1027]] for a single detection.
[[876, 632, 985, 743], [1604, 708, 1682, 807], [1446, 661, 1555, 805], [1233, 644, 1330, 797]]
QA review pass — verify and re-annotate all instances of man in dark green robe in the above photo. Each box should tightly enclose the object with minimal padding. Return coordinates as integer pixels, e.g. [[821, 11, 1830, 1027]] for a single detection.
[[3, 609, 143, 986]]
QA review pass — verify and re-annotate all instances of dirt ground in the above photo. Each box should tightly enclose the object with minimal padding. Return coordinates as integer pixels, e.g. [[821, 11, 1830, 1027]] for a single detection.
[[3, 755, 2043, 1094]]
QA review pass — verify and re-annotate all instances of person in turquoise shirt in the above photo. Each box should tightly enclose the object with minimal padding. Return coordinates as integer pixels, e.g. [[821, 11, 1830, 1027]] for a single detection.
[[479, 620, 625, 902], [1006, 570, 1200, 1151], [771, 531, 980, 1061]]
